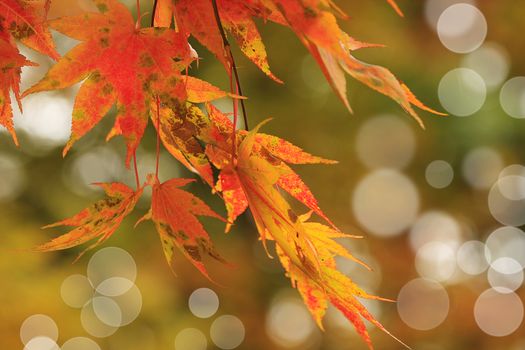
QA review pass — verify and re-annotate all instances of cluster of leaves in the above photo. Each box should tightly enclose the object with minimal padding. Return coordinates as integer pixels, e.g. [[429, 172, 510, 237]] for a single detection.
[[0, 0, 441, 348]]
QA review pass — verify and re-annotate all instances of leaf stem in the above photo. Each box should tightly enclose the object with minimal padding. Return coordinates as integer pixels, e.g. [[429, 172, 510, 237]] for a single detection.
[[133, 152, 140, 189], [151, 0, 158, 27], [155, 96, 161, 180], [229, 66, 238, 163], [210, 0, 249, 131], [136, 0, 141, 27]]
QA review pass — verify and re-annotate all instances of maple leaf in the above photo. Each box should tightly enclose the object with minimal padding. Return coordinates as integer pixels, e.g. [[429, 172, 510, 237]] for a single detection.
[[204, 105, 335, 230], [22, 0, 197, 165], [154, 0, 281, 82], [271, 0, 444, 126], [232, 130, 322, 271], [151, 101, 217, 187], [0, 0, 58, 144], [204, 119, 407, 348], [148, 77, 245, 186], [0, 0, 59, 59], [138, 174, 228, 279], [0, 37, 34, 145], [274, 211, 409, 349], [34, 182, 143, 260]]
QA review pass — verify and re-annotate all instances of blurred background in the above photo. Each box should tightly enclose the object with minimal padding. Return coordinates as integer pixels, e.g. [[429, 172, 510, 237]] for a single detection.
[[1, 0, 524, 349]]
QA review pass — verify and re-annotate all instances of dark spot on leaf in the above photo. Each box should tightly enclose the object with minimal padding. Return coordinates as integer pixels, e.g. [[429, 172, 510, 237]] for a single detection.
[[304, 7, 317, 18], [102, 83, 113, 95], [288, 209, 298, 222], [177, 230, 189, 240], [96, 3, 109, 13], [139, 54, 154, 68], [160, 222, 175, 236], [93, 201, 106, 211], [184, 244, 201, 261], [90, 71, 102, 83], [100, 37, 109, 48], [106, 197, 121, 207]]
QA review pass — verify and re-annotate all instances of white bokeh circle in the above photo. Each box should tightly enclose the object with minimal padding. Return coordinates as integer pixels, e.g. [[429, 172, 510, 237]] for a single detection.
[[437, 4, 487, 53], [425, 160, 454, 189], [266, 297, 315, 347], [62, 337, 101, 350], [461, 43, 510, 90], [80, 302, 119, 338], [409, 211, 461, 252], [415, 242, 457, 282], [500, 77, 525, 119], [174, 328, 207, 350], [352, 169, 419, 237], [210, 315, 245, 349], [20, 314, 58, 345], [23, 336, 59, 350], [487, 257, 524, 293], [188, 288, 220, 319], [355, 115, 415, 170], [457, 240, 490, 275], [485, 226, 525, 268], [438, 68, 486, 117], [488, 181, 525, 227], [462, 147, 504, 190], [61, 274, 93, 308], [87, 247, 137, 290], [474, 288, 524, 337], [397, 278, 450, 330]]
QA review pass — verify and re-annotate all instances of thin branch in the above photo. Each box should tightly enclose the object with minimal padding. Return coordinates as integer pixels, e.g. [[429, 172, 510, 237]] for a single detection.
[[229, 65, 238, 162], [151, 0, 159, 27], [230, 53, 249, 130], [133, 152, 140, 190], [211, 0, 228, 47], [210, 0, 249, 131], [136, 0, 141, 24], [155, 96, 161, 180]]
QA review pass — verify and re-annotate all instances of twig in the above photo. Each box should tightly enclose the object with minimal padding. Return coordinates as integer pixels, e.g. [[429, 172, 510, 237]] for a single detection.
[[229, 65, 238, 161], [155, 96, 161, 180], [210, 0, 249, 131], [133, 152, 140, 189], [151, 0, 159, 27], [136, 0, 141, 24]]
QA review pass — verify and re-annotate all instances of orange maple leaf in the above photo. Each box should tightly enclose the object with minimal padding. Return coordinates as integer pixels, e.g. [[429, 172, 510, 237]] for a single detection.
[[151, 102, 216, 186], [210, 121, 408, 349], [0, 0, 58, 144], [0, 0, 59, 59], [154, 0, 281, 82], [22, 0, 198, 166], [273, 0, 444, 126], [138, 174, 228, 280], [204, 105, 336, 230], [0, 38, 35, 145], [34, 182, 143, 260], [149, 81, 243, 187]]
